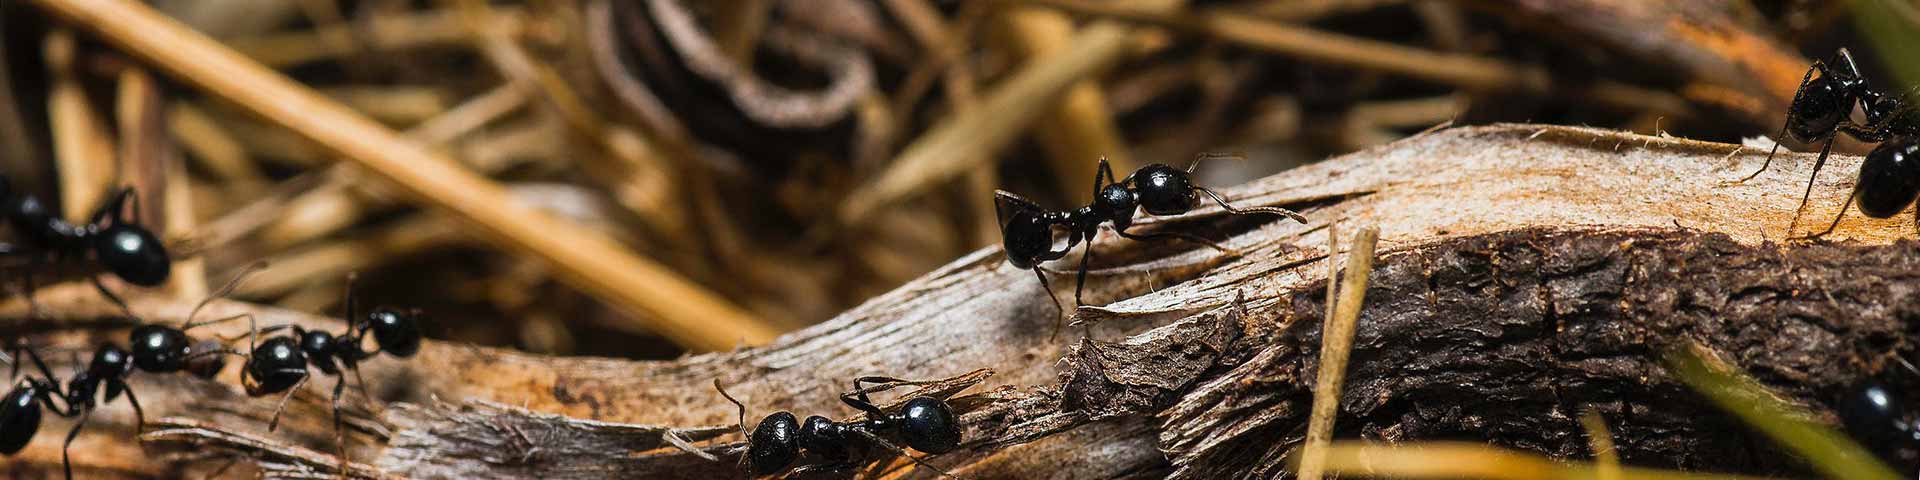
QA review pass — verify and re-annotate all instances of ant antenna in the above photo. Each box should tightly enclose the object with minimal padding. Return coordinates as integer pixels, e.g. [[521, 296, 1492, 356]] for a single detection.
[[183, 261, 270, 331], [847, 429, 961, 479], [713, 379, 751, 442], [1896, 356, 1920, 378], [1194, 186, 1309, 224], [1186, 152, 1245, 174]]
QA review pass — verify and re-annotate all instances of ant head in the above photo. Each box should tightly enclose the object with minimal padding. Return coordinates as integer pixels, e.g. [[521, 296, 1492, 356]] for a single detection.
[[0, 384, 44, 454], [93, 223, 170, 287], [129, 324, 192, 373], [1001, 209, 1057, 270], [366, 307, 424, 358], [86, 344, 133, 379], [897, 396, 961, 454], [245, 336, 308, 395], [747, 411, 802, 475], [1132, 164, 1198, 216]]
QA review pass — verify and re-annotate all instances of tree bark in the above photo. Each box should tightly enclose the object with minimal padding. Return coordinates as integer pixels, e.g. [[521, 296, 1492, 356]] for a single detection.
[[3, 124, 1915, 478]]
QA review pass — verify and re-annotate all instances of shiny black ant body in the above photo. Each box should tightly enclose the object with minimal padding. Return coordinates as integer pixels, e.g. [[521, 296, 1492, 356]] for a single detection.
[[0, 345, 78, 478], [0, 267, 257, 480], [714, 377, 961, 477], [1837, 359, 1920, 475], [1739, 48, 1920, 238], [0, 180, 171, 311], [237, 276, 423, 467], [995, 156, 1306, 326]]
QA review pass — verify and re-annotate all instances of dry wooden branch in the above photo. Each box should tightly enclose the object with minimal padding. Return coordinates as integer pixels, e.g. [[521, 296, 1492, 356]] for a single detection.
[[5, 124, 1920, 478]]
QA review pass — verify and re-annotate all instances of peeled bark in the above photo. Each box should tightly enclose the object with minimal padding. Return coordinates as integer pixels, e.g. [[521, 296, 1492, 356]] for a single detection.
[[2, 124, 1915, 478]]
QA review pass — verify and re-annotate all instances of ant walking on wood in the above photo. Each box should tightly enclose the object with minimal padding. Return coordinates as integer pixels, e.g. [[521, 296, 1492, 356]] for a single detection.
[[1738, 48, 1920, 238], [995, 155, 1306, 333], [714, 376, 962, 477], [0, 180, 171, 314], [0, 264, 259, 480], [236, 274, 423, 471]]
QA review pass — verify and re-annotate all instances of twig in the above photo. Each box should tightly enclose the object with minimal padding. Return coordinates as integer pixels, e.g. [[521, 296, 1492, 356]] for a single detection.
[[1296, 226, 1377, 480], [225, 6, 528, 68], [994, 6, 1137, 197], [1020, 0, 1691, 116], [45, 28, 116, 223], [30, 0, 781, 351], [1582, 409, 1622, 480], [840, 20, 1134, 223]]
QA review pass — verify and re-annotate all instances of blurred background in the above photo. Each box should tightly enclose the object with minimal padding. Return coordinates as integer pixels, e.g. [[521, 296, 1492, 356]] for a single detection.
[[0, 0, 1907, 360]]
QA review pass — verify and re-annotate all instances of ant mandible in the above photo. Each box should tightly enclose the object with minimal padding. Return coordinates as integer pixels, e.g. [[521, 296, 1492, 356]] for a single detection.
[[995, 155, 1307, 329], [1737, 48, 1920, 238], [0, 178, 170, 314], [714, 377, 961, 477]]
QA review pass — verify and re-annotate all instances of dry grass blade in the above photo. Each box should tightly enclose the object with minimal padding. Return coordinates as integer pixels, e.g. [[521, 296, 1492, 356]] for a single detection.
[[1024, 0, 1690, 116], [29, 0, 780, 351], [840, 20, 1134, 223], [1297, 226, 1378, 480], [225, 6, 528, 68], [1665, 342, 1902, 480], [1582, 410, 1622, 480], [996, 6, 1135, 196], [1305, 441, 1780, 480], [45, 28, 117, 223]]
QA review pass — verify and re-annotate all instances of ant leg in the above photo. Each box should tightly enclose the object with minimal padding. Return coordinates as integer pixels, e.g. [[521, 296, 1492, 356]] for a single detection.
[[266, 373, 311, 432], [1799, 187, 1860, 240], [1737, 62, 1821, 183], [62, 408, 92, 480], [1115, 226, 1233, 254], [122, 382, 146, 433], [1787, 129, 1845, 233], [1195, 186, 1309, 224], [351, 366, 376, 411], [1032, 269, 1064, 334], [1073, 238, 1094, 308], [87, 188, 132, 226], [331, 374, 350, 479], [17, 345, 61, 387], [846, 429, 960, 479], [91, 277, 135, 319]]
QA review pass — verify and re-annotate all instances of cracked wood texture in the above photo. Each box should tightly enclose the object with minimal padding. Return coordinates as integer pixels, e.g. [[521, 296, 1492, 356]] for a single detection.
[[2, 124, 1917, 478]]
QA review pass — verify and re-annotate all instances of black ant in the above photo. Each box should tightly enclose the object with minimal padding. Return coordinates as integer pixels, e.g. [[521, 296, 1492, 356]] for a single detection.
[[0, 180, 171, 314], [1837, 358, 1920, 474], [236, 275, 423, 468], [1738, 48, 1920, 238], [714, 377, 962, 477], [0, 344, 79, 478], [0, 265, 259, 480], [995, 155, 1306, 329]]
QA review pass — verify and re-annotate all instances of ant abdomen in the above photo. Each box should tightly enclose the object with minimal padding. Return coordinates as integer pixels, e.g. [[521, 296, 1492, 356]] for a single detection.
[[748, 411, 802, 475], [0, 386, 44, 454], [1856, 138, 1920, 219], [1839, 379, 1920, 471], [897, 396, 960, 454], [94, 224, 170, 287], [1000, 209, 1058, 270]]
